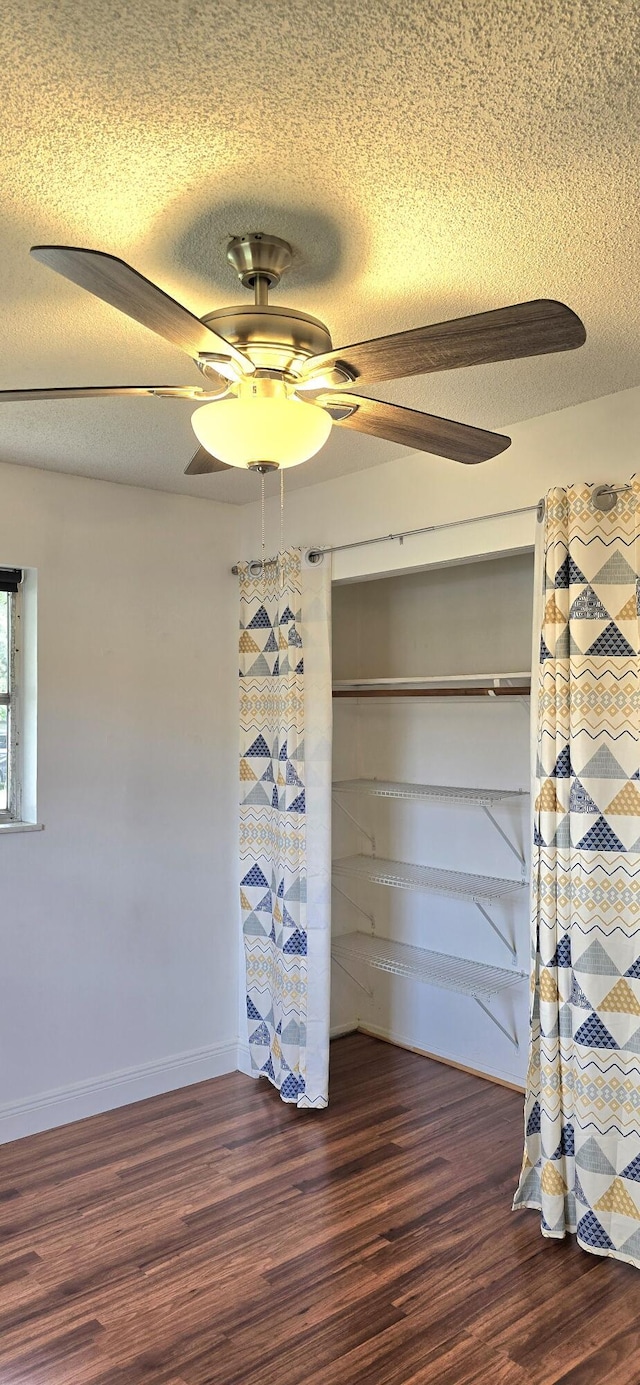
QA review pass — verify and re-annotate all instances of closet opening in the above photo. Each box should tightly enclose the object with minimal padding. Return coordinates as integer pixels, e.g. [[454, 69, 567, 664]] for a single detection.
[[330, 550, 535, 1090]]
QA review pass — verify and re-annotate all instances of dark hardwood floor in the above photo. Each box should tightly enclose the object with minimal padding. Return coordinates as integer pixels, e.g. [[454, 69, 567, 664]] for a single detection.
[[1, 1033, 639, 1384]]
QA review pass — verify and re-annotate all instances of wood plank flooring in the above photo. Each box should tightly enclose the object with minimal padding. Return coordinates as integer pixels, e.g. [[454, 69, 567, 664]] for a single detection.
[[1, 1033, 640, 1384]]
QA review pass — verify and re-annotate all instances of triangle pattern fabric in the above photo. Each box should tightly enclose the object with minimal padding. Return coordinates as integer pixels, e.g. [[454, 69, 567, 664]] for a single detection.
[[569, 586, 610, 620], [569, 779, 600, 815], [574, 939, 619, 976], [600, 979, 640, 1016], [573, 1013, 619, 1049], [584, 622, 636, 659], [580, 746, 628, 780], [605, 783, 640, 816], [575, 817, 626, 853], [554, 553, 587, 588], [592, 551, 638, 585]]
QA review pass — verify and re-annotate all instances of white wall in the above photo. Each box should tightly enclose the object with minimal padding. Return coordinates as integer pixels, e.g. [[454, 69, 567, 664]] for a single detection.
[[0, 462, 242, 1140]]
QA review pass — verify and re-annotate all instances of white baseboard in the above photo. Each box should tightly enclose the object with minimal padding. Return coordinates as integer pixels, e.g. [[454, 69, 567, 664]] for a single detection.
[[0, 1039, 240, 1145], [357, 1021, 526, 1091]]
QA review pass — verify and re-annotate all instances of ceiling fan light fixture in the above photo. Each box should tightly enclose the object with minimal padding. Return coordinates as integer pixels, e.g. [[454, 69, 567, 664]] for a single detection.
[[190, 380, 332, 470]]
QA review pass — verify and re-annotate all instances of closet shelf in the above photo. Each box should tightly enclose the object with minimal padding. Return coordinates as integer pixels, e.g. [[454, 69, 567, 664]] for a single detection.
[[332, 931, 526, 997], [332, 854, 526, 904], [332, 672, 531, 698], [331, 932, 526, 1048], [332, 780, 526, 808]]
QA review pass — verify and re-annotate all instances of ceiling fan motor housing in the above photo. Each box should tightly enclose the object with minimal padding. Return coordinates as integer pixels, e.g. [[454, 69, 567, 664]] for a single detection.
[[226, 232, 293, 289], [199, 304, 332, 375]]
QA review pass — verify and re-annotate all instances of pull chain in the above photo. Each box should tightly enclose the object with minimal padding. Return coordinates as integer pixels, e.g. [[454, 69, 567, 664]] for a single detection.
[[280, 469, 285, 557], [261, 474, 265, 569]]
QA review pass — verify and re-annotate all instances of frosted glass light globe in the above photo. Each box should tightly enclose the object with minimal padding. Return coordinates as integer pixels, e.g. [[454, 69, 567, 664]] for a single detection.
[[191, 383, 332, 470]]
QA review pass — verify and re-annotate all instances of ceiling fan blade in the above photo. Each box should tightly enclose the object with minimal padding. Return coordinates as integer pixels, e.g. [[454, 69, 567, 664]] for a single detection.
[[30, 246, 252, 373], [0, 384, 209, 403], [303, 300, 586, 387], [316, 393, 510, 464], [184, 446, 232, 475]]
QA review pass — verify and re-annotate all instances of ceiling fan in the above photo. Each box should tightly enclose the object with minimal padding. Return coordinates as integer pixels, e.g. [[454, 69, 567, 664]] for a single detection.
[[1, 232, 586, 476]]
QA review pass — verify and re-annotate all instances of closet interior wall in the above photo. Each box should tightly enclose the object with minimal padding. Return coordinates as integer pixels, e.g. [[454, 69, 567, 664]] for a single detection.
[[331, 553, 535, 1087]]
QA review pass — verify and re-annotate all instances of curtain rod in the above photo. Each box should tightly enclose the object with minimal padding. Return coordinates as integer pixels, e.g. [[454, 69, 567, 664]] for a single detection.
[[230, 502, 538, 574], [231, 482, 632, 575]]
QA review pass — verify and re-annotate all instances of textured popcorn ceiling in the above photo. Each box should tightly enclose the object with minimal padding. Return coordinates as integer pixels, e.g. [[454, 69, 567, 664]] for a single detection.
[[0, 0, 638, 504]]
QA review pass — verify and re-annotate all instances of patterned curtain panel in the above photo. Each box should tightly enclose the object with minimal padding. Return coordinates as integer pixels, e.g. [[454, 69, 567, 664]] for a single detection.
[[514, 479, 640, 1268], [238, 548, 332, 1108]]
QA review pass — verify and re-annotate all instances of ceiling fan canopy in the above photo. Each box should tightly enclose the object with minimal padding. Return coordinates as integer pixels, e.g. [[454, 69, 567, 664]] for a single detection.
[[1, 231, 587, 479]]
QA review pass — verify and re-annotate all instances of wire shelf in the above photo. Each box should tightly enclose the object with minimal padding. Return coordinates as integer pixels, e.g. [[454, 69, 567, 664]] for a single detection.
[[331, 932, 526, 997], [332, 854, 526, 903], [332, 672, 531, 694], [332, 780, 526, 808]]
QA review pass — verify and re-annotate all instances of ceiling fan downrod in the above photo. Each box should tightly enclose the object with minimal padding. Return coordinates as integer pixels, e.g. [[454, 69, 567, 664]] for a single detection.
[[226, 232, 293, 307]]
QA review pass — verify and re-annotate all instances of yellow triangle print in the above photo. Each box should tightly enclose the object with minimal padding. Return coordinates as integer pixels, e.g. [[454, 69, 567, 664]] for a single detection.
[[544, 596, 566, 624], [239, 630, 260, 653], [240, 758, 257, 782], [277, 770, 285, 786], [541, 1162, 566, 1196], [595, 1177, 640, 1219], [600, 978, 640, 1015], [535, 779, 566, 813], [539, 969, 560, 1003], [617, 594, 637, 621], [273, 901, 282, 924], [606, 783, 640, 816], [279, 629, 288, 650], [240, 889, 251, 911]]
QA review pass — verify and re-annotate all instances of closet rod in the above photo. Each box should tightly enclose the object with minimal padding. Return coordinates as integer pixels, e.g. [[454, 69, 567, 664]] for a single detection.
[[230, 502, 538, 573]]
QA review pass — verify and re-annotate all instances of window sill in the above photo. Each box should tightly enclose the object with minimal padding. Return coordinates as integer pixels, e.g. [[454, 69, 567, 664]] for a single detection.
[[0, 821, 44, 835]]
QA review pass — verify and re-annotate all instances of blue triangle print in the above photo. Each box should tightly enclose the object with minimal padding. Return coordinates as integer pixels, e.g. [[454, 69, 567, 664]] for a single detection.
[[554, 553, 587, 588], [282, 904, 297, 929], [575, 817, 626, 852], [621, 1153, 640, 1182], [272, 657, 279, 676], [585, 622, 636, 658], [288, 625, 303, 648], [632, 770, 640, 781], [271, 785, 279, 809], [286, 761, 304, 786], [550, 1122, 574, 1159], [570, 975, 591, 1008], [279, 740, 288, 761], [245, 734, 271, 758], [283, 929, 307, 955], [261, 763, 274, 782], [262, 1056, 276, 1080], [279, 605, 295, 624], [574, 1013, 619, 1049], [240, 864, 269, 888], [249, 1021, 271, 1045], [295, 658, 304, 675], [577, 1211, 615, 1251], [280, 1072, 300, 1100], [255, 891, 272, 913], [247, 605, 272, 630], [269, 920, 276, 942], [574, 1170, 589, 1205], [289, 791, 306, 813], [569, 779, 600, 815], [569, 586, 610, 620], [625, 958, 640, 979], [540, 635, 553, 663], [551, 935, 572, 968], [247, 996, 263, 1020], [263, 629, 278, 653], [526, 1100, 541, 1136], [552, 745, 573, 778], [277, 878, 285, 898], [534, 823, 545, 847]]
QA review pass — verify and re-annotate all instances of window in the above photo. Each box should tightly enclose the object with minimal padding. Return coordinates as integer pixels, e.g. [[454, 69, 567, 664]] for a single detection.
[[0, 569, 25, 824]]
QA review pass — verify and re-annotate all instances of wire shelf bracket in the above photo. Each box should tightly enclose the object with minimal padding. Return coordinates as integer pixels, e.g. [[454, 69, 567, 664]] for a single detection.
[[473, 995, 519, 1050], [482, 806, 527, 882], [331, 880, 375, 928], [332, 795, 376, 850], [331, 954, 373, 998]]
